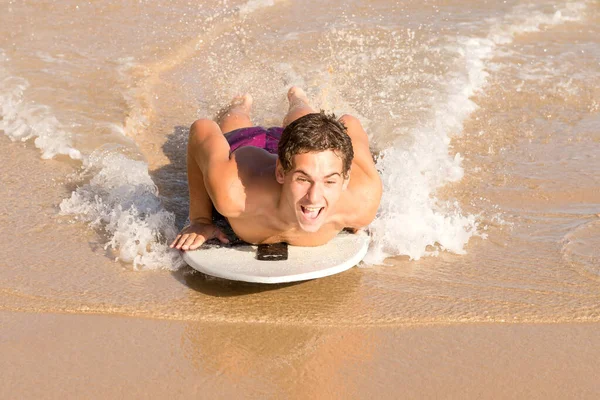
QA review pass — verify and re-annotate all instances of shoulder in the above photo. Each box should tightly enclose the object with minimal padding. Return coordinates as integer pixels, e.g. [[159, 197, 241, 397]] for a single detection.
[[337, 115, 382, 227], [339, 114, 370, 147], [339, 115, 377, 175], [342, 114, 382, 203], [339, 114, 364, 135]]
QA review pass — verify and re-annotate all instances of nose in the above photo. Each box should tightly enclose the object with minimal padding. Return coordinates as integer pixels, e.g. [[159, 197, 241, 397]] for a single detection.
[[307, 182, 323, 203]]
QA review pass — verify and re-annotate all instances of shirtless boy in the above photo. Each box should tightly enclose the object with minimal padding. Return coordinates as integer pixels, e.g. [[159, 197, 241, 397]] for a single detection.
[[170, 87, 382, 251]]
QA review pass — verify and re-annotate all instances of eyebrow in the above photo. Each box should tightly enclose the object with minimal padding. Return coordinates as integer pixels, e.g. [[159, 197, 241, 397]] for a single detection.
[[294, 170, 342, 179]]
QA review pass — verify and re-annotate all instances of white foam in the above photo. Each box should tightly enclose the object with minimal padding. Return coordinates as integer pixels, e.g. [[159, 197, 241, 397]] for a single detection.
[[59, 147, 184, 270], [237, 0, 275, 16], [488, 2, 588, 45], [1, 0, 589, 272], [365, 1, 588, 263], [1, 50, 182, 270], [0, 50, 82, 160], [115, 57, 152, 138]]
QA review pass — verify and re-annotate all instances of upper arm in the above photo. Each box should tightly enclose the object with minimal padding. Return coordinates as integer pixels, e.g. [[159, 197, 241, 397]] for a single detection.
[[188, 119, 245, 216], [339, 115, 382, 227], [340, 114, 378, 177]]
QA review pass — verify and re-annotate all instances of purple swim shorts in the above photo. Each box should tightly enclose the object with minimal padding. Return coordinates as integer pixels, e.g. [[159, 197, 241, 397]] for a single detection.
[[224, 126, 284, 155]]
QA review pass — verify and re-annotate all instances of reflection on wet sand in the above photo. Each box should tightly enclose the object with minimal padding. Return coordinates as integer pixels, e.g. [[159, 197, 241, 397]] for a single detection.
[[181, 321, 374, 398], [169, 266, 364, 324]]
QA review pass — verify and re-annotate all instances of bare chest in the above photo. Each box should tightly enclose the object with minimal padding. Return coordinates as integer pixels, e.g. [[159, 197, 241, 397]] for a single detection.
[[227, 215, 341, 246]]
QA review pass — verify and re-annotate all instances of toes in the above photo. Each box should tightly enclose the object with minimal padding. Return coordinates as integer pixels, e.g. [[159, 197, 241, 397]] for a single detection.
[[287, 86, 298, 99], [288, 86, 305, 98], [229, 93, 253, 110], [231, 94, 244, 105], [287, 86, 308, 104]]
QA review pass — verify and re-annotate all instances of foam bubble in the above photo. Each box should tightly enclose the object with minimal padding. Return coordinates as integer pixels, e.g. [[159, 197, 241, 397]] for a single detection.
[[493, 2, 587, 45], [1, 50, 183, 270], [116, 57, 152, 138], [59, 147, 184, 270], [237, 0, 275, 16], [364, 1, 588, 263], [0, 50, 82, 160], [2, 0, 590, 271], [562, 219, 600, 278]]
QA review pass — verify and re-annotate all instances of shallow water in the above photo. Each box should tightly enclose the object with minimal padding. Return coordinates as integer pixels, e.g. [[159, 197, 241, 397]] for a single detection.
[[1, 0, 599, 325]]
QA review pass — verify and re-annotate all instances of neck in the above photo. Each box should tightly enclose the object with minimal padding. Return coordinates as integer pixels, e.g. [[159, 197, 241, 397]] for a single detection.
[[275, 193, 302, 231]]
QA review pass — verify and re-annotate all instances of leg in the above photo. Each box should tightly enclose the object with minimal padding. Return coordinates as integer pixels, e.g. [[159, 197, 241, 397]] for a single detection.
[[282, 86, 316, 128], [215, 94, 254, 134]]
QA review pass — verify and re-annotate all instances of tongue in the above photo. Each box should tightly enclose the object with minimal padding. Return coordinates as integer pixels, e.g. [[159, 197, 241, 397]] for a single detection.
[[303, 207, 320, 219]]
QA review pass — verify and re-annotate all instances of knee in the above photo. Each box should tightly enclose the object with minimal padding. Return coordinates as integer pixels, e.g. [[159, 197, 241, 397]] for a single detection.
[[190, 118, 218, 134]]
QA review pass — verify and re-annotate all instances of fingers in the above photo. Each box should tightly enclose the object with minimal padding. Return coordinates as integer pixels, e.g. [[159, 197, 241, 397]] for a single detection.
[[217, 234, 230, 244], [170, 234, 188, 249], [189, 233, 210, 250], [170, 233, 206, 251], [215, 229, 230, 244], [169, 224, 230, 251], [182, 233, 207, 251]]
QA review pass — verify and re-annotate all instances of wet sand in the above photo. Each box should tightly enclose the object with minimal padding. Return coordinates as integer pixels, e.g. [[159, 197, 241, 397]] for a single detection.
[[2, 311, 599, 399], [1, 137, 599, 398]]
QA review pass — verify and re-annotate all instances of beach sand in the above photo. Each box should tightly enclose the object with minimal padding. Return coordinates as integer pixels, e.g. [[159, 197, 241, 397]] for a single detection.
[[3, 311, 600, 399]]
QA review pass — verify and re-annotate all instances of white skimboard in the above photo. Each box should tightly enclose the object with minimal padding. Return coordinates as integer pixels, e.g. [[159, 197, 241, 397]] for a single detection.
[[182, 230, 370, 283]]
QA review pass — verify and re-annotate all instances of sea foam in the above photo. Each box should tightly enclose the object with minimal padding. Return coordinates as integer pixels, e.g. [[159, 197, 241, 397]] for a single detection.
[[59, 148, 184, 270], [0, 49, 182, 270], [364, 0, 588, 263], [1, 0, 589, 271], [0, 51, 81, 160]]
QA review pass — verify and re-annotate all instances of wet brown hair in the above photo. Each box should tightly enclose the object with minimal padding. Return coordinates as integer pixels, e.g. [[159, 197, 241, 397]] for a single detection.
[[278, 112, 354, 178]]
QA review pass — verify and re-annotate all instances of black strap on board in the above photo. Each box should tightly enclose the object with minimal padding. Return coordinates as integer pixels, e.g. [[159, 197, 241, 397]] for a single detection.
[[256, 243, 288, 261]]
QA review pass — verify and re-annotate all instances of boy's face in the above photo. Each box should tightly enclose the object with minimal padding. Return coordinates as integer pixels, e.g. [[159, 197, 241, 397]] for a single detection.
[[276, 150, 349, 232]]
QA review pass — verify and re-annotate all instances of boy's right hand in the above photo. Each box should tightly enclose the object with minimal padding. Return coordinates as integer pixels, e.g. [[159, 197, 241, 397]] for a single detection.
[[170, 222, 230, 251]]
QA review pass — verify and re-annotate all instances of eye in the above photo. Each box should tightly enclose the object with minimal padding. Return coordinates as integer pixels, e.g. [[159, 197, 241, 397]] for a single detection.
[[326, 180, 337, 185]]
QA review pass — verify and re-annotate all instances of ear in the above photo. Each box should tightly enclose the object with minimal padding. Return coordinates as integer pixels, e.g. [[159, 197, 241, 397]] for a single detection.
[[342, 169, 351, 190], [275, 159, 286, 184]]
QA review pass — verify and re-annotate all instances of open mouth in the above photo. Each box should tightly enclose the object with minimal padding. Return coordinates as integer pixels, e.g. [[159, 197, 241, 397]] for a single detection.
[[300, 205, 324, 221]]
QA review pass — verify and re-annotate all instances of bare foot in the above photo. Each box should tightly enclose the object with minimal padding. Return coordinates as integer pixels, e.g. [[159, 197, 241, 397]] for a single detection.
[[215, 93, 253, 123], [231, 93, 253, 113], [215, 93, 253, 132], [283, 86, 315, 127], [287, 86, 310, 108]]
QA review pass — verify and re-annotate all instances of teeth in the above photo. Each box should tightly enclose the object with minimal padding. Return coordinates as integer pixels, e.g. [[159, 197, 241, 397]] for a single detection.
[[304, 207, 321, 211]]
